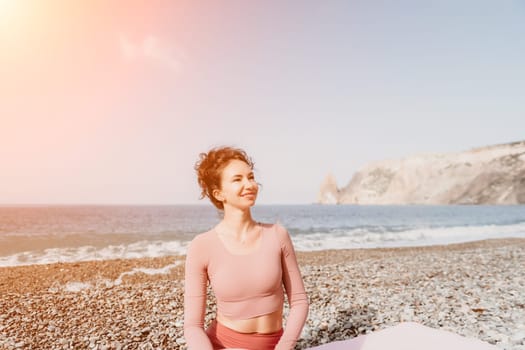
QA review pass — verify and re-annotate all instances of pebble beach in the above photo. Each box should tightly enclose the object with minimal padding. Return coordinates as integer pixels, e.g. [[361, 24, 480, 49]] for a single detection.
[[1, 238, 524, 350]]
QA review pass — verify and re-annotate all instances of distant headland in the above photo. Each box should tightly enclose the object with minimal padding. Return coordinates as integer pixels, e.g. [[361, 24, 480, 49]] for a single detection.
[[319, 141, 525, 205]]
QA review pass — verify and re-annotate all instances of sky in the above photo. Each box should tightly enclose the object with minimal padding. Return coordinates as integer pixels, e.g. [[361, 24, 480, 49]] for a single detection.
[[1, 0, 524, 205]]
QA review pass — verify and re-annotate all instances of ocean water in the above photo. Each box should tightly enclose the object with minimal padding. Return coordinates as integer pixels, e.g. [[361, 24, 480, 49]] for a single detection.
[[0, 204, 524, 267]]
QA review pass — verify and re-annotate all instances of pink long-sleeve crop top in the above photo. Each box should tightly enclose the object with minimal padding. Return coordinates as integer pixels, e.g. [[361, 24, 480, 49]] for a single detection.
[[184, 223, 309, 350]]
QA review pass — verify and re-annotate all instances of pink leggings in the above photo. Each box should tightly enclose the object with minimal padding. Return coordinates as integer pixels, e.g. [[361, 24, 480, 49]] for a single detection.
[[206, 320, 283, 350]]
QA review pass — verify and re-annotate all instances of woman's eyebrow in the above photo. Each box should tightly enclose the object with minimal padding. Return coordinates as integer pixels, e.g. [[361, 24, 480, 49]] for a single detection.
[[230, 172, 254, 179]]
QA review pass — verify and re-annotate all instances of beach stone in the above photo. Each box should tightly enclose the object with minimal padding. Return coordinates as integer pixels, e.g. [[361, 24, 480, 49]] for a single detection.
[[510, 331, 525, 345], [1, 240, 524, 350]]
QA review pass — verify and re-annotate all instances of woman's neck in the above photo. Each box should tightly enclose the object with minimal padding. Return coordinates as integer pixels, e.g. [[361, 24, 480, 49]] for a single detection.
[[219, 208, 257, 238]]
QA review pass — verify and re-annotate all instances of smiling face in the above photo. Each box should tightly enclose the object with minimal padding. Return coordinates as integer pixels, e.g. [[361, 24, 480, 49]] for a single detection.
[[213, 159, 259, 210]]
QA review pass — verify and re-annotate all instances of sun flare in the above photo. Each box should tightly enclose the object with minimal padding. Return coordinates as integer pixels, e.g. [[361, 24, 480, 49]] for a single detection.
[[0, 0, 17, 25], [0, 0, 14, 14]]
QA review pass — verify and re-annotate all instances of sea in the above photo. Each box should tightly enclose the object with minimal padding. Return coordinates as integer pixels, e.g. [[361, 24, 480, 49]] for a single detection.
[[1, 204, 524, 267]]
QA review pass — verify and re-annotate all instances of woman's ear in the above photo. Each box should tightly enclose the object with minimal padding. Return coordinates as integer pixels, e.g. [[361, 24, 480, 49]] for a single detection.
[[212, 189, 224, 202]]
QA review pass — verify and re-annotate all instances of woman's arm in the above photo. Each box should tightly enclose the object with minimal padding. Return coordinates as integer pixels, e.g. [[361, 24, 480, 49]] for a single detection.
[[275, 225, 309, 350], [183, 236, 214, 350]]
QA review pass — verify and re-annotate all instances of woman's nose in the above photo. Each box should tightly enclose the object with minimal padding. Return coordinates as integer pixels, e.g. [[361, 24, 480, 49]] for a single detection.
[[244, 178, 256, 188]]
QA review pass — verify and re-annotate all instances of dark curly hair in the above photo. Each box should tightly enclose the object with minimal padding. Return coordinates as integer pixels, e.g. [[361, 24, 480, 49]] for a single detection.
[[195, 146, 255, 210]]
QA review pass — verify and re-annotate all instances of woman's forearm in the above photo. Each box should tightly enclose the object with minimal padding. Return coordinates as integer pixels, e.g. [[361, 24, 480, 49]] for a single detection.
[[275, 295, 309, 350]]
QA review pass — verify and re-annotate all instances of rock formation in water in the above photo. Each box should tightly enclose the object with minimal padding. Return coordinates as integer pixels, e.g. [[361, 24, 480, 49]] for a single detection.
[[319, 141, 525, 205], [317, 173, 340, 204]]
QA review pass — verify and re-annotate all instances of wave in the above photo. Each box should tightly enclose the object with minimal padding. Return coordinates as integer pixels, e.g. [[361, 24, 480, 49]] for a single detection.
[[292, 222, 525, 251], [53, 262, 183, 292], [111, 262, 183, 286], [0, 240, 188, 267], [1, 222, 524, 267]]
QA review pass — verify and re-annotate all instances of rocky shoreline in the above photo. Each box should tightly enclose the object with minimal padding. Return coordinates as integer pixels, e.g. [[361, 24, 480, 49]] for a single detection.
[[1, 238, 524, 349], [318, 141, 525, 205]]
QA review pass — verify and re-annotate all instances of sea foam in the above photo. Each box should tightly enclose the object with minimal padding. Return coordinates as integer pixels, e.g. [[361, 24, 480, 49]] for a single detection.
[[0, 240, 188, 267]]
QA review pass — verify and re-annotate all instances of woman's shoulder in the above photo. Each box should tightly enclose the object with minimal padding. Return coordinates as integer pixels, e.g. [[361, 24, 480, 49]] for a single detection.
[[188, 229, 216, 250], [259, 221, 283, 230], [260, 222, 289, 240]]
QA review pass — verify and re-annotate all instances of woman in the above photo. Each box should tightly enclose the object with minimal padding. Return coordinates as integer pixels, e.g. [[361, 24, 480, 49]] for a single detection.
[[184, 146, 309, 350]]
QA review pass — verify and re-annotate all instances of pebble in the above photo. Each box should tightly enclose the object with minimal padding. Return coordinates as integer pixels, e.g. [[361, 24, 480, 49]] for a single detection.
[[0, 240, 523, 349]]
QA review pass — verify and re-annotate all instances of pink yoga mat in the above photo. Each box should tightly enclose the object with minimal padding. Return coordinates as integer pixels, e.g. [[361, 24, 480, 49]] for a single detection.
[[307, 322, 498, 350]]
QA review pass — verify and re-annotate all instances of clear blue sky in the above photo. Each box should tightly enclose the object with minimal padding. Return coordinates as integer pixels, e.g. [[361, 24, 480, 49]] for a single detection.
[[1, 1, 524, 204]]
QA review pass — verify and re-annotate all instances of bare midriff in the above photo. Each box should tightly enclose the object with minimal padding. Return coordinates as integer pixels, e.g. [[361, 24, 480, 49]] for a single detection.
[[216, 308, 283, 334]]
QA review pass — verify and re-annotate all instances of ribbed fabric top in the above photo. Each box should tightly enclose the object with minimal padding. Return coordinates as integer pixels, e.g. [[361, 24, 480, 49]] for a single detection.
[[184, 223, 309, 350]]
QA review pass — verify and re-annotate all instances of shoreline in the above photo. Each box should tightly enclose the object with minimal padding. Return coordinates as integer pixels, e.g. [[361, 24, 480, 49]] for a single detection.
[[1, 236, 521, 269], [1, 238, 524, 349]]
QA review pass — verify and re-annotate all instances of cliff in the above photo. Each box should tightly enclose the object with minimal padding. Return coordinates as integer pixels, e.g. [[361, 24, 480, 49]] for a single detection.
[[319, 141, 525, 205], [317, 173, 340, 204]]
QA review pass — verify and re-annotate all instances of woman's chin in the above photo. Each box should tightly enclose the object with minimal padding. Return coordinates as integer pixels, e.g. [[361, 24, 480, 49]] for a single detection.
[[225, 201, 257, 210]]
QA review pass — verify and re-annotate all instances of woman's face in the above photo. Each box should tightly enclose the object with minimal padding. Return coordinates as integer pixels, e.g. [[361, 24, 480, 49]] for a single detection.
[[214, 159, 258, 209]]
